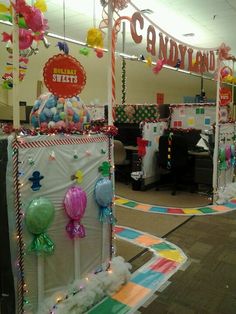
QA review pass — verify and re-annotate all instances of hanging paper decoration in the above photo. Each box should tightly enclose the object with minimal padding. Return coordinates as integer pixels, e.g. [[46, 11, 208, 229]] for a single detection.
[[64, 186, 86, 239], [94, 178, 116, 224], [137, 137, 149, 157], [25, 197, 55, 254], [94, 48, 104, 58], [153, 58, 165, 74], [0, 0, 49, 88], [146, 56, 152, 67], [57, 42, 69, 55], [86, 28, 104, 48], [79, 47, 90, 56]]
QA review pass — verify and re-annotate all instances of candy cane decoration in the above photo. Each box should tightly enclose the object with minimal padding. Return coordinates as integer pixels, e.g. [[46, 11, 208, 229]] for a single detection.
[[12, 138, 26, 313]]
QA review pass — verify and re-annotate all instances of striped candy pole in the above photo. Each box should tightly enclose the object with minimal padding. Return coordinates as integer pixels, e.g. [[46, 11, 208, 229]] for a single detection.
[[12, 138, 25, 313]]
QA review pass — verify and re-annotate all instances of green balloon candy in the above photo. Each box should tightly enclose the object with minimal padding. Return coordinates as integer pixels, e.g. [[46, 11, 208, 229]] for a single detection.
[[26, 197, 55, 235]]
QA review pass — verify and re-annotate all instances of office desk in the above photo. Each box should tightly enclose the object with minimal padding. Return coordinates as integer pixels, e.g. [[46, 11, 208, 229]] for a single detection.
[[124, 145, 138, 151], [188, 150, 212, 185]]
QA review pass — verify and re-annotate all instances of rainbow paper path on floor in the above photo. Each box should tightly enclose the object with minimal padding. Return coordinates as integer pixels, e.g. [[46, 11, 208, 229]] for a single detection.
[[115, 196, 236, 216], [88, 226, 187, 314]]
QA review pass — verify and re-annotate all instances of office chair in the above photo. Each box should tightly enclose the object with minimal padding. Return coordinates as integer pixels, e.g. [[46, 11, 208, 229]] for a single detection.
[[113, 140, 131, 183], [157, 133, 191, 195]]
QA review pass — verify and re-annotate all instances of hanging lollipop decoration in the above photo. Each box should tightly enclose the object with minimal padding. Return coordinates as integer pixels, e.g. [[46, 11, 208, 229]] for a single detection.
[[64, 186, 87, 239], [0, 0, 49, 89], [25, 197, 55, 254]]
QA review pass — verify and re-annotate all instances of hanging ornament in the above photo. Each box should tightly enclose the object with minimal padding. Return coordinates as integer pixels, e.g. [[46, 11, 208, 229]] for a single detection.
[[25, 197, 55, 254], [99, 161, 111, 177], [95, 48, 104, 58], [153, 58, 165, 74], [56, 41, 69, 55], [86, 28, 104, 48], [79, 47, 90, 56], [146, 56, 152, 67], [64, 186, 86, 239]]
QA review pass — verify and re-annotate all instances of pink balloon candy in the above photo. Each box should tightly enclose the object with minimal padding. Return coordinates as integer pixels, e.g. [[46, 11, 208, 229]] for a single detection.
[[64, 186, 87, 239]]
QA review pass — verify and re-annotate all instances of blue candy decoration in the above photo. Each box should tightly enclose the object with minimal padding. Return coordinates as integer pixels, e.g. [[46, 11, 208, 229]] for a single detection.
[[94, 178, 116, 224], [73, 113, 80, 123], [45, 96, 56, 109], [39, 112, 47, 122], [53, 113, 60, 122]]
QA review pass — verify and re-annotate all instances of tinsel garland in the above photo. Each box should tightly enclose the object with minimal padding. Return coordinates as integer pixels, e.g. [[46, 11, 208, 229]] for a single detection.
[[1, 123, 118, 137], [121, 58, 126, 105]]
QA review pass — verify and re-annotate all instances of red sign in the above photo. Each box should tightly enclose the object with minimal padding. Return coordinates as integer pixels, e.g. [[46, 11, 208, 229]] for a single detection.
[[156, 93, 164, 104], [220, 87, 232, 106], [43, 54, 86, 98]]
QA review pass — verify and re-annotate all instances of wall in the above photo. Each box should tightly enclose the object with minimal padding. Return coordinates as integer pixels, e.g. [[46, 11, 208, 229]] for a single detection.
[[0, 23, 217, 115]]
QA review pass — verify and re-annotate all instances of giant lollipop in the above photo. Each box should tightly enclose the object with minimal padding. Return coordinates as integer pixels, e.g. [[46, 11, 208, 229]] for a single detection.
[[94, 177, 116, 224], [25, 197, 55, 254], [64, 186, 87, 239]]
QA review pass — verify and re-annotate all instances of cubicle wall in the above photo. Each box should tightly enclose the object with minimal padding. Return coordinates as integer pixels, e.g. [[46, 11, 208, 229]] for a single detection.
[[218, 123, 236, 189], [141, 121, 168, 185], [170, 103, 228, 130]]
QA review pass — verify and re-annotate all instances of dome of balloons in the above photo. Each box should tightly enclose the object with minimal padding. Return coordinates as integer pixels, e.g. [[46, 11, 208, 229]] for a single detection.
[[30, 92, 91, 130]]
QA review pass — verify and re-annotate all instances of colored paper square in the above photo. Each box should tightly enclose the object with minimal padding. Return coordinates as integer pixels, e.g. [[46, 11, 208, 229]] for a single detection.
[[115, 198, 129, 205], [224, 202, 236, 208], [151, 242, 175, 251], [204, 117, 211, 125], [177, 121, 182, 127], [179, 107, 185, 117], [149, 206, 168, 213], [168, 208, 184, 214], [131, 270, 164, 289], [112, 282, 150, 307], [183, 209, 202, 215], [198, 207, 215, 214], [117, 229, 141, 240], [196, 108, 200, 114], [174, 121, 178, 127], [135, 235, 162, 246], [153, 126, 157, 133], [114, 226, 125, 234], [135, 204, 152, 211], [123, 201, 137, 208], [210, 205, 230, 211], [187, 117, 195, 126], [200, 108, 205, 114], [150, 257, 178, 274], [158, 250, 185, 263], [88, 297, 131, 314]]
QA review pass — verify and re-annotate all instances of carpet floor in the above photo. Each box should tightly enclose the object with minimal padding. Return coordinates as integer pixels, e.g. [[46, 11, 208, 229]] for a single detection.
[[115, 182, 236, 314]]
